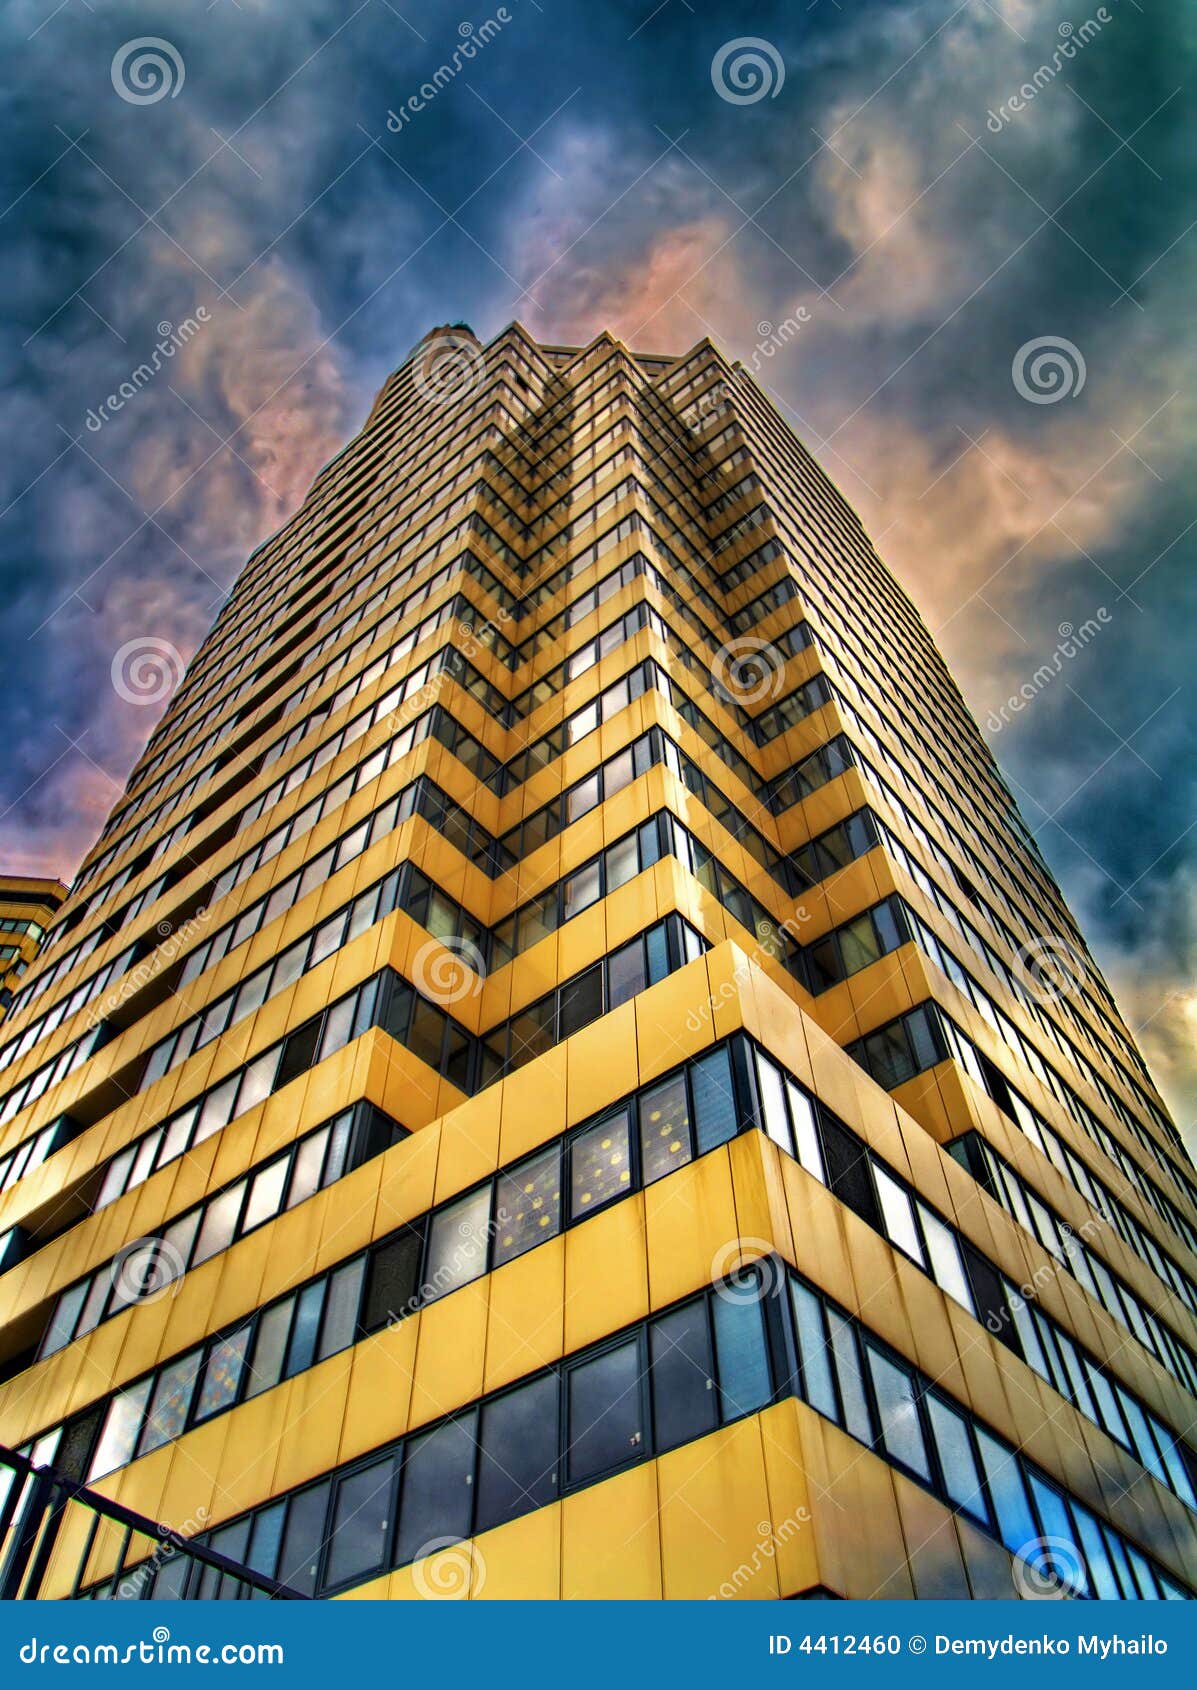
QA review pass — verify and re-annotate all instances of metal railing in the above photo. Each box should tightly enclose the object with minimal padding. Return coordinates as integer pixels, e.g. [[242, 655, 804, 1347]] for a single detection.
[[0, 1443, 307, 1600]]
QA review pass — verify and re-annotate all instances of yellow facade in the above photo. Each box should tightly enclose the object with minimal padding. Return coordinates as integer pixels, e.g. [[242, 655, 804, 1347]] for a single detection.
[[0, 325, 1194, 1602]]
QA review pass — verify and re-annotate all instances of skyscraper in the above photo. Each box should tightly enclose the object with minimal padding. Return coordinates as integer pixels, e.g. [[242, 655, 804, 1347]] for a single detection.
[[0, 323, 1193, 1601], [0, 877, 67, 1021]]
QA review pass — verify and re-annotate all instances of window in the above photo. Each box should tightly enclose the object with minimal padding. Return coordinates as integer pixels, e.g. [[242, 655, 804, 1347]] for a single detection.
[[242, 1157, 290, 1233], [277, 1480, 331, 1598], [396, 1412, 478, 1565], [493, 1146, 561, 1267], [475, 1375, 559, 1533], [650, 1302, 717, 1452], [873, 1167, 924, 1266], [976, 1428, 1037, 1556], [424, 1186, 491, 1300], [786, 1080, 823, 1180], [194, 1329, 251, 1422], [191, 1181, 247, 1267], [569, 1110, 632, 1218], [566, 1338, 644, 1485], [866, 1346, 930, 1480], [712, 1292, 773, 1419], [827, 1311, 872, 1442], [324, 1454, 398, 1590], [926, 1395, 987, 1520], [245, 1297, 293, 1398], [691, 1046, 738, 1152], [637, 1073, 691, 1185], [790, 1280, 836, 1419], [138, 1352, 202, 1456], [89, 1380, 153, 1480]]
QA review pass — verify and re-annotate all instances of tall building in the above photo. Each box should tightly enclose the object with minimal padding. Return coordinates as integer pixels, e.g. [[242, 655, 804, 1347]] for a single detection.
[[0, 877, 67, 1021], [0, 323, 1194, 1603]]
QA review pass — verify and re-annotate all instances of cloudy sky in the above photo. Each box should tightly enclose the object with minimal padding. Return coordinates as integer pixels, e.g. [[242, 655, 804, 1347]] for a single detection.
[[0, 0, 1192, 1136]]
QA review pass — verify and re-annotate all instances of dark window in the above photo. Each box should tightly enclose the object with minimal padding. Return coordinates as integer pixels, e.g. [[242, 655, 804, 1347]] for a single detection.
[[712, 1292, 772, 1419], [475, 1375, 559, 1533], [566, 1337, 644, 1485], [691, 1045, 739, 1152], [558, 965, 603, 1038], [324, 1453, 398, 1591], [284, 1281, 326, 1377], [396, 1411, 478, 1565], [277, 1480, 331, 1598], [275, 1017, 322, 1090], [362, 1229, 423, 1330], [650, 1302, 717, 1452]]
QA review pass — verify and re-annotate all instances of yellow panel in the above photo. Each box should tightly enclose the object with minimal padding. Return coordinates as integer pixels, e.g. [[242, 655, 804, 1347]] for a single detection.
[[483, 1232, 564, 1392], [643, 1146, 737, 1313], [563, 1193, 648, 1353], [339, 1319, 417, 1465], [408, 1279, 489, 1426], [470, 1502, 561, 1599], [561, 1460, 662, 1599], [657, 1415, 778, 1600]]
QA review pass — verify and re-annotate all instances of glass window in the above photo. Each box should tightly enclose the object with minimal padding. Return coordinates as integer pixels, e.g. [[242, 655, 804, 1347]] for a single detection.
[[691, 1046, 739, 1152], [566, 1337, 644, 1485], [570, 1110, 632, 1218], [287, 1128, 330, 1209], [558, 965, 603, 1038], [242, 1156, 290, 1233], [755, 1056, 792, 1154], [284, 1280, 326, 1377], [785, 1081, 823, 1179], [89, 1379, 153, 1480], [866, 1345, 930, 1480], [790, 1280, 836, 1419], [396, 1411, 478, 1566], [562, 860, 601, 921], [191, 1181, 247, 1267], [493, 1145, 561, 1267], [245, 1297, 294, 1398], [277, 1480, 331, 1598], [605, 833, 640, 892], [926, 1395, 987, 1520], [976, 1428, 1037, 1556], [138, 1351, 203, 1456], [712, 1290, 773, 1419], [475, 1374, 559, 1533], [317, 1258, 365, 1361], [637, 1073, 692, 1185], [827, 1310, 872, 1442], [362, 1228, 423, 1331], [324, 1453, 398, 1591], [606, 937, 646, 1007], [424, 1186, 492, 1300], [650, 1301, 717, 1452], [918, 1206, 973, 1311], [194, 1328, 251, 1422], [873, 1167, 924, 1266]]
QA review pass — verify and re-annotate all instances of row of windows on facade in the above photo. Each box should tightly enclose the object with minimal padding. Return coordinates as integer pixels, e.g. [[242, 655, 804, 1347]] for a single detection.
[[23, 1034, 1193, 1528], [78, 1263, 1190, 1602], [31, 916, 704, 1359], [850, 1002, 1197, 1400]]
